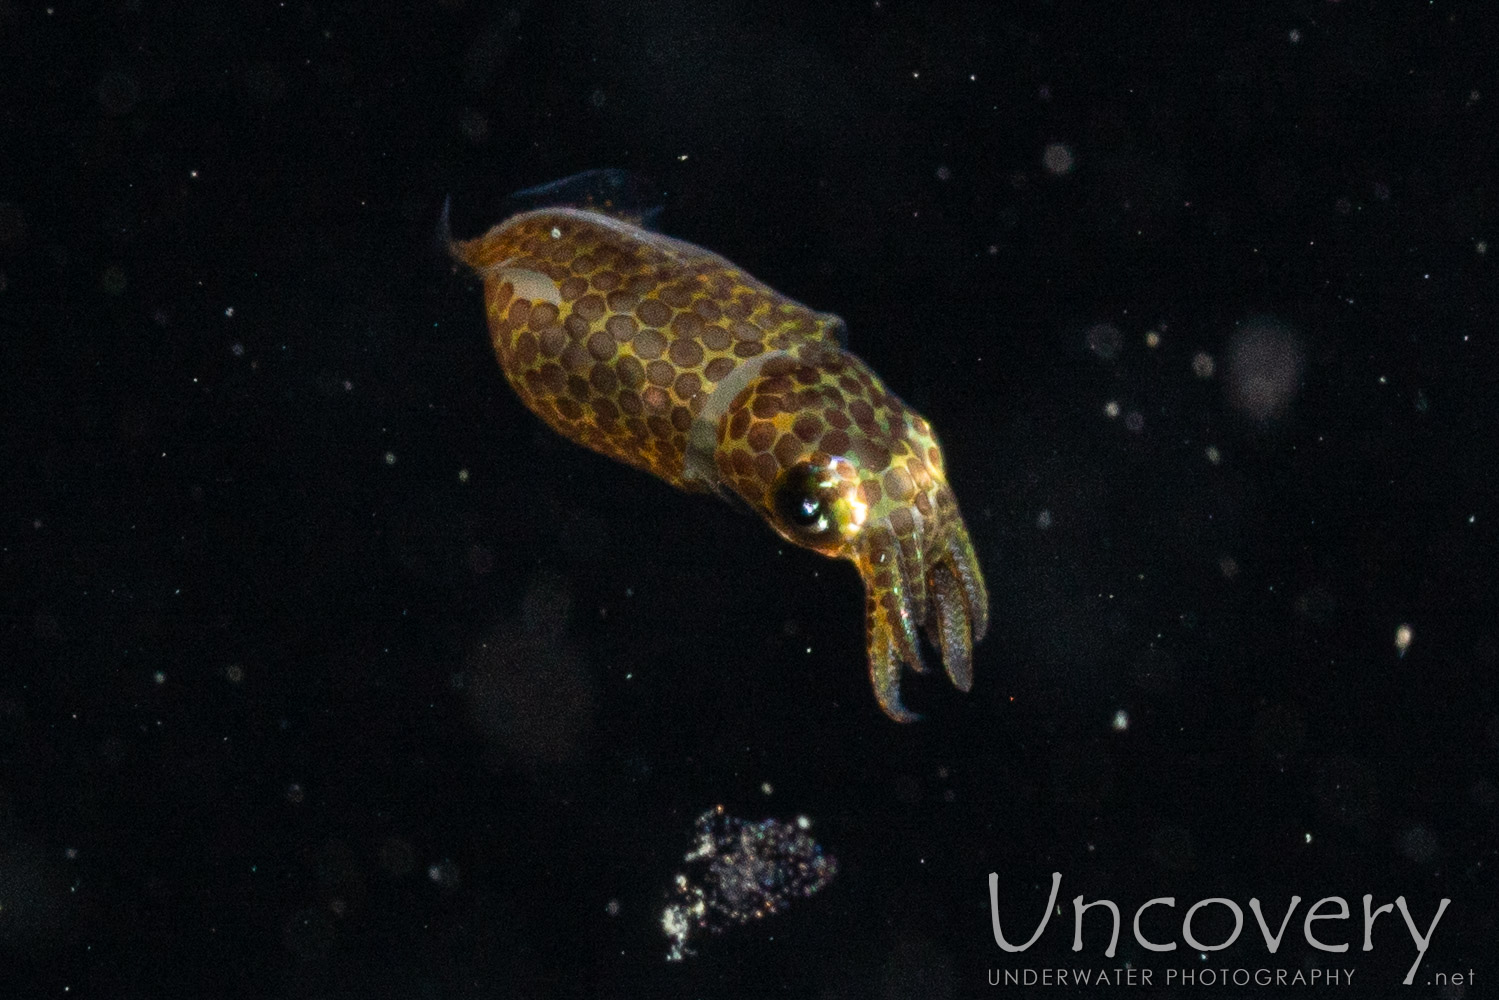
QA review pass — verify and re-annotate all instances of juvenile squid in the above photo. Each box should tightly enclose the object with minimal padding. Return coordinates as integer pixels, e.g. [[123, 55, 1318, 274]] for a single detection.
[[450, 176, 988, 720]]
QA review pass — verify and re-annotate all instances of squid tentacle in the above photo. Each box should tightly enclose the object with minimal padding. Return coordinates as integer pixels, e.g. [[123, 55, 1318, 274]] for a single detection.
[[904, 513, 931, 634], [867, 592, 919, 723], [891, 556, 926, 678], [895, 528, 931, 674], [944, 523, 990, 644], [927, 562, 974, 693]]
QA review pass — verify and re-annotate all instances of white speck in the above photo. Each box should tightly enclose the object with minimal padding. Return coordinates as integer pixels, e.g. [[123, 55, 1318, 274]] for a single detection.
[[1144, 330, 1161, 348], [383, 451, 396, 465], [1395, 623, 1413, 656], [1476, 240, 1488, 255], [1111, 709, 1129, 732], [1304, 832, 1313, 844], [153, 671, 166, 685], [1103, 400, 1120, 419], [677, 154, 689, 161], [1288, 28, 1302, 43], [1036, 509, 1053, 530], [796, 816, 811, 830], [457, 468, 470, 483], [550, 226, 561, 239], [760, 782, 773, 796], [427, 859, 460, 887], [223, 306, 235, 318], [605, 898, 621, 917], [1205, 445, 1222, 464], [190, 169, 199, 179]]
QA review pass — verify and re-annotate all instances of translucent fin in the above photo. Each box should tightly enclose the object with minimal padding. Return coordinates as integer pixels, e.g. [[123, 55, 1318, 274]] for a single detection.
[[824, 314, 849, 349], [501, 169, 663, 228], [436, 194, 460, 265]]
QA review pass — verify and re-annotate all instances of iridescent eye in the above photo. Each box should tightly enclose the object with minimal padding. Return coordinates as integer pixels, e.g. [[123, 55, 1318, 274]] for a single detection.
[[773, 464, 833, 538], [791, 495, 822, 527]]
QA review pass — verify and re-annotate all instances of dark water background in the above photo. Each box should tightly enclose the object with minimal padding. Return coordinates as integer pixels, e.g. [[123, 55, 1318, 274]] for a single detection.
[[2, 1, 1493, 995]]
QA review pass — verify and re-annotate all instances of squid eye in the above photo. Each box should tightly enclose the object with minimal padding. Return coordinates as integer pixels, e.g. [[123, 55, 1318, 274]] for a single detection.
[[773, 464, 833, 537], [789, 495, 824, 527]]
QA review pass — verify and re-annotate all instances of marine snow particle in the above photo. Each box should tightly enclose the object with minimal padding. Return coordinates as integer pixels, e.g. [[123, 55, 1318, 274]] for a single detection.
[[1086, 323, 1122, 360], [427, 859, 460, 887], [0, 201, 26, 252], [1042, 143, 1075, 176], [458, 107, 490, 144], [1224, 320, 1304, 422], [98, 71, 139, 115], [1397, 825, 1438, 865]]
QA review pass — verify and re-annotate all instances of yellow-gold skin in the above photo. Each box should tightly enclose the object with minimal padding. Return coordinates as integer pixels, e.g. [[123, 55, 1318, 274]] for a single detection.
[[452, 202, 988, 721]]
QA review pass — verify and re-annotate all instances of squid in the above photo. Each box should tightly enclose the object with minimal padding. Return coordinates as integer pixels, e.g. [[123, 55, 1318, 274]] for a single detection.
[[450, 177, 988, 721]]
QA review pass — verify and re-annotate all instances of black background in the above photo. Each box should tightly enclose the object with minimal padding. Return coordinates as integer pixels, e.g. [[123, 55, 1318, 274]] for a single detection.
[[2, 0, 1494, 995]]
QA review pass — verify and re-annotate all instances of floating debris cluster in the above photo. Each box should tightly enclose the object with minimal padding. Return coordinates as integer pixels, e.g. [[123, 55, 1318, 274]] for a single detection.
[[662, 805, 838, 961]]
